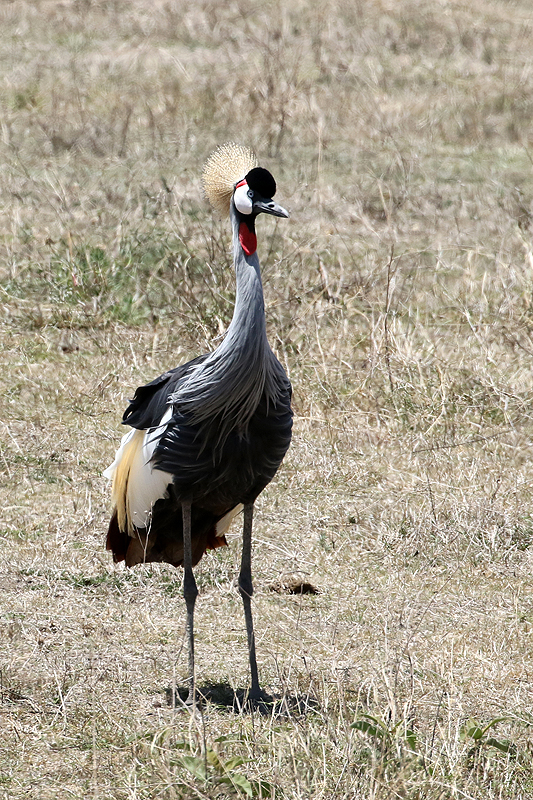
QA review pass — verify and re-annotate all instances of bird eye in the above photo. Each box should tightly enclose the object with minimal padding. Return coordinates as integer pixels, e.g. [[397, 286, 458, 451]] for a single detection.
[[247, 190, 254, 199]]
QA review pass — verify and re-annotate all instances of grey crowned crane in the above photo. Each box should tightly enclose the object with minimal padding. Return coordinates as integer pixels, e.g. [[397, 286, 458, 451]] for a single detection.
[[104, 143, 292, 704]]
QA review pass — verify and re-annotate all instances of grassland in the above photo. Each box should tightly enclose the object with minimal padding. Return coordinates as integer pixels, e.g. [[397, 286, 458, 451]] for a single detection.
[[2, 0, 533, 797]]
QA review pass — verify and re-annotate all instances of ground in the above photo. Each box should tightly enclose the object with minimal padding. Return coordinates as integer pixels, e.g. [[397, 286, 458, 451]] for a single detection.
[[2, 0, 533, 797]]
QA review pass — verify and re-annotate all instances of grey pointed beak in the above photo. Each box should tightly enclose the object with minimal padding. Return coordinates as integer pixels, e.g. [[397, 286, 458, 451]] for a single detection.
[[253, 197, 290, 218]]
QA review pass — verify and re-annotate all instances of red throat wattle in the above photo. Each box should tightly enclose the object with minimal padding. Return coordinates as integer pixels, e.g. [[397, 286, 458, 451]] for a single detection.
[[239, 222, 257, 256]]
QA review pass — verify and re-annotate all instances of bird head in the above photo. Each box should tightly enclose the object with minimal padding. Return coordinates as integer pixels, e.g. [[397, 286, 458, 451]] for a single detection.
[[202, 143, 289, 220], [233, 167, 289, 220]]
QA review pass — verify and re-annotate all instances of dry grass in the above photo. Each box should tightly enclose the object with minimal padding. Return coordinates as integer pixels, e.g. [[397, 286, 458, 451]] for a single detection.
[[2, 0, 533, 796]]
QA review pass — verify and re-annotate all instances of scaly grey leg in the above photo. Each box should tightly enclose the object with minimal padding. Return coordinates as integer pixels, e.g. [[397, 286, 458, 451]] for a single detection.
[[182, 501, 197, 706], [239, 503, 264, 700]]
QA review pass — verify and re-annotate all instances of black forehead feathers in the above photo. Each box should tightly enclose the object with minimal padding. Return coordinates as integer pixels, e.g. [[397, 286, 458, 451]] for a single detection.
[[245, 167, 276, 198]]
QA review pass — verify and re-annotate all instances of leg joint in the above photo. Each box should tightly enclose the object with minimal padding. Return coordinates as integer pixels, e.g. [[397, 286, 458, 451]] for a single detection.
[[183, 571, 198, 602]]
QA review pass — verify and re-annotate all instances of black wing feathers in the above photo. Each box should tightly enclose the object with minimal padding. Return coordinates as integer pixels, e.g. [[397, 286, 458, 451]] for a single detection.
[[116, 351, 292, 551], [122, 354, 208, 430], [152, 385, 292, 508]]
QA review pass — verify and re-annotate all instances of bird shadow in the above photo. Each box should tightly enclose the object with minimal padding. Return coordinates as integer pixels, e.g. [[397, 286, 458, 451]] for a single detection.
[[165, 681, 319, 717]]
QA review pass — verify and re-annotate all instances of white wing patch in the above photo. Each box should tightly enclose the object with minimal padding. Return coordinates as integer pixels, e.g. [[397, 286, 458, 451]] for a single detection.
[[104, 407, 174, 533], [103, 427, 135, 481], [215, 504, 244, 539]]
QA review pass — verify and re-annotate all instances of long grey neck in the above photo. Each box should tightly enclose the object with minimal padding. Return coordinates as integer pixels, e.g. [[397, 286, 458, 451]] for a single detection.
[[175, 203, 280, 436], [216, 208, 269, 363]]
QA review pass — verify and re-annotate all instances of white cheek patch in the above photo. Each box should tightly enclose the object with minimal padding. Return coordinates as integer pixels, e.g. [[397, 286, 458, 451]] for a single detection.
[[233, 183, 253, 215]]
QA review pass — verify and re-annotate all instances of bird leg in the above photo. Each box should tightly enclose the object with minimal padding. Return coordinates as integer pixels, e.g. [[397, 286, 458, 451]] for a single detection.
[[182, 500, 198, 706], [239, 502, 267, 701]]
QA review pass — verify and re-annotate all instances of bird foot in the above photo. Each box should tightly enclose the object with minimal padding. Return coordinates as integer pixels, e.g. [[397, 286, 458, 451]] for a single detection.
[[238, 688, 319, 716], [165, 684, 200, 711], [165, 682, 317, 717], [238, 687, 275, 714]]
